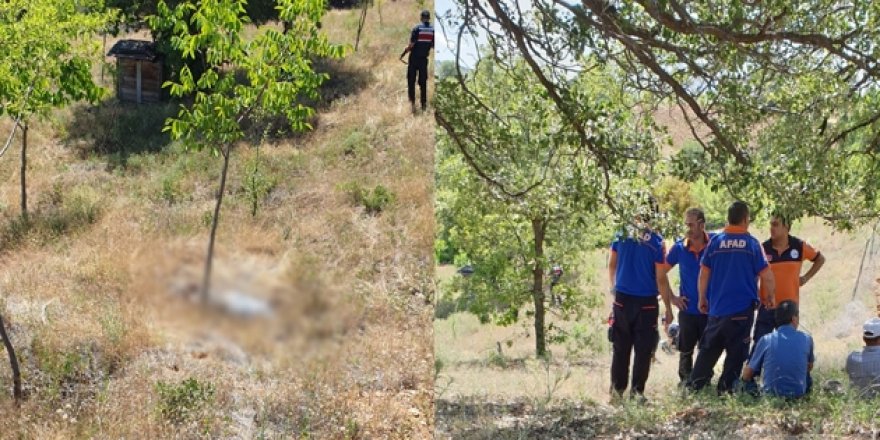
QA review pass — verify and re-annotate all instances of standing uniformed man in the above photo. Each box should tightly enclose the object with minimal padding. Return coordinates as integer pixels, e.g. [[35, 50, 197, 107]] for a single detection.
[[658, 207, 712, 384], [607, 200, 672, 403], [400, 10, 434, 114], [752, 212, 825, 354], [687, 201, 776, 394]]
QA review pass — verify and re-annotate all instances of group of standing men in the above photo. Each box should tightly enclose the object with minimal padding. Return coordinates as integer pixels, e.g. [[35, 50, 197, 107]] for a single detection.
[[609, 201, 827, 401]]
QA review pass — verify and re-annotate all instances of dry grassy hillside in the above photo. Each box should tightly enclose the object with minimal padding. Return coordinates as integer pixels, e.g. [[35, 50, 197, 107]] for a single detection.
[[0, 2, 434, 438]]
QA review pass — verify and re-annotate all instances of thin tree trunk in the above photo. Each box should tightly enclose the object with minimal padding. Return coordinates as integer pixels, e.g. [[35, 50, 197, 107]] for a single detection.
[[201, 144, 232, 302], [20, 122, 27, 222], [376, 0, 383, 25], [532, 217, 547, 358], [354, 0, 369, 51], [101, 33, 107, 85], [0, 313, 22, 405]]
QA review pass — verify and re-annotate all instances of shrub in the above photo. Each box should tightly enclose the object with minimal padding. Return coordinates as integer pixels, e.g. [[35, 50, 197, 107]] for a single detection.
[[342, 182, 395, 215], [242, 154, 277, 217], [155, 377, 216, 425]]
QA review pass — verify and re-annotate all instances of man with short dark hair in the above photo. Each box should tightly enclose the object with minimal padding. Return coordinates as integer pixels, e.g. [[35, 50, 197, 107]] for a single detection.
[[752, 212, 825, 354], [687, 201, 776, 394], [846, 317, 880, 398], [400, 10, 433, 114], [607, 201, 672, 402], [741, 300, 814, 398], [658, 207, 712, 383]]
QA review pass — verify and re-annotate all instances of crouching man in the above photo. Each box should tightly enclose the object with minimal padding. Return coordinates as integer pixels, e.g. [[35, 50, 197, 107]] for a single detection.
[[741, 300, 814, 398]]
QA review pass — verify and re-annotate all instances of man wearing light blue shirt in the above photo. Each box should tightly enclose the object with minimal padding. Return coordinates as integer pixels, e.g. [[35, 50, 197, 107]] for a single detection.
[[741, 300, 813, 398]]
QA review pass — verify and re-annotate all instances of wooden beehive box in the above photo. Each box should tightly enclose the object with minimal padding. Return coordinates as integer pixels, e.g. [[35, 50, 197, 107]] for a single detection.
[[107, 39, 163, 104]]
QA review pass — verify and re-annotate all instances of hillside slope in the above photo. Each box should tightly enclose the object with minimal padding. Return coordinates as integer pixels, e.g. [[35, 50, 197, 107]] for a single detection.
[[0, 2, 433, 438]]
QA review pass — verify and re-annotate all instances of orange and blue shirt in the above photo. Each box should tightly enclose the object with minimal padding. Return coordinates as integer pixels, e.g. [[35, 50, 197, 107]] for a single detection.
[[664, 232, 715, 315], [700, 226, 768, 316], [610, 230, 666, 297], [759, 235, 819, 305]]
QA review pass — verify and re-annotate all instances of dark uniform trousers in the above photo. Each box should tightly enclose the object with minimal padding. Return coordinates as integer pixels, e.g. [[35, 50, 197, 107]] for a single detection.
[[687, 304, 755, 394], [407, 55, 428, 108], [750, 304, 775, 358], [610, 292, 659, 395], [677, 310, 708, 382]]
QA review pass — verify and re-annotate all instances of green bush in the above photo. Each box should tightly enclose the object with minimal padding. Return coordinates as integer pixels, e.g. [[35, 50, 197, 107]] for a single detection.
[[242, 154, 277, 217], [44, 185, 102, 235], [160, 174, 181, 205], [0, 184, 104, 245], [341, 129, 368, 158], [155, 377, 216, 425], [486, 350, 509, 369], [690, 179, 731, 229], [434, 293, 458, 320], [342, 182, 395, 215]]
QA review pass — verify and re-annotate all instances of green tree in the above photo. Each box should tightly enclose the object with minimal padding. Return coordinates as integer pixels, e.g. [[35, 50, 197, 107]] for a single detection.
[[443, 0, 880, 228], [107, 0, 281, 31], [435, 58, 662, 357], [153, 0, 346, 301], [0, 0, 112, 220], [0, 1, 110, 404]]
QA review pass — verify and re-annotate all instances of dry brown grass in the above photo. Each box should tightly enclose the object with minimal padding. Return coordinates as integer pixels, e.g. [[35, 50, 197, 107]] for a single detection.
[[0, 2, 434, 438]]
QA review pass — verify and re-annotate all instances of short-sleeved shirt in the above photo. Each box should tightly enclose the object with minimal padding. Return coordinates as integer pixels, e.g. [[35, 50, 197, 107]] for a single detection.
[[759, 235, 820, 305], [700, 225, 768, 316], [664, 232, 715, 315], [846, 346, 880, 398], [749, 324, 814, 398], [610, 230, 665, 297], [409, 23, 434, 59]]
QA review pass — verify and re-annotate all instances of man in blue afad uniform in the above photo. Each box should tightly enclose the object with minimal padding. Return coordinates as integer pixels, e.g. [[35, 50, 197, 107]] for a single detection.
[[687, 201, 776, 394], [400, 10, 434, 114], [659, 208, 713, 384], [608, 201, 674, 402]]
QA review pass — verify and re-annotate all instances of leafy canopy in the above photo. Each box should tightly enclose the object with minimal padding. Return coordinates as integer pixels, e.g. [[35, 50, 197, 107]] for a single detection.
[[153, 0, 347, 153], [0, 0, 113, 121], [436, 57, 662, 346], [442, 0, 880, 227]]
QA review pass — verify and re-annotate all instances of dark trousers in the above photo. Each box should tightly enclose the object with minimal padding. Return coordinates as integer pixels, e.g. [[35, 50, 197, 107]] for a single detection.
[[610, 292, 659, 395], [677, 311, 708, 382], [407, 56, 428, 107], [687, 304, 755, 394], [750, 305, 775, 359]]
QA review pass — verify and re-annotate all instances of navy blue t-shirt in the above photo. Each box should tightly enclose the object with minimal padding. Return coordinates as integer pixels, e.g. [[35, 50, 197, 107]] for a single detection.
[[409, 22, 434, 59], [700, 226, 768, 316]]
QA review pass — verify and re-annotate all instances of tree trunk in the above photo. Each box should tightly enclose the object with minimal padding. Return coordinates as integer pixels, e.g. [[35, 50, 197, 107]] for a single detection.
[[20, 122, 27, 222], [0, 313, 22, 405], [354, 0, 370, 51], [532, 217, 547, 358], [201, 144, 232, 302]]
